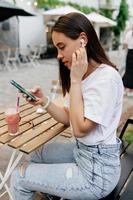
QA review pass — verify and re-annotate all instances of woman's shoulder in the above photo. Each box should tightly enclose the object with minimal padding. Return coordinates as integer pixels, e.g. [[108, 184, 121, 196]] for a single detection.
[[82, 63, 122, 86], [98, 64, 121, 81]]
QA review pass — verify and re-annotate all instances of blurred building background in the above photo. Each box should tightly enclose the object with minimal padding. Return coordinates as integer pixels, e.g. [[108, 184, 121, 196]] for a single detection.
[[0, 0, 133, 62]]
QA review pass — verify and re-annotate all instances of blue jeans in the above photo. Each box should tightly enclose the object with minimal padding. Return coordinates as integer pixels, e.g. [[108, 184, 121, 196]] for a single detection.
[[11, 138, 121, 200]]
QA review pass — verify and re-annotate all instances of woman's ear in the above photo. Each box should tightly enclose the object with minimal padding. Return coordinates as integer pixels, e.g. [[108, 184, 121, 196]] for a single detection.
[[80, 39, 85, 47], [79, 32, 88, 46]]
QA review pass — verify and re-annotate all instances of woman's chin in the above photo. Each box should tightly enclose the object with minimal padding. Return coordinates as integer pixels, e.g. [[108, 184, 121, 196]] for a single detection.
[[65, 63, 71, 70]]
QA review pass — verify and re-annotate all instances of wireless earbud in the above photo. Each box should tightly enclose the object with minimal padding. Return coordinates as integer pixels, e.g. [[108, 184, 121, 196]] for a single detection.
[[80, 39, 85, 47]]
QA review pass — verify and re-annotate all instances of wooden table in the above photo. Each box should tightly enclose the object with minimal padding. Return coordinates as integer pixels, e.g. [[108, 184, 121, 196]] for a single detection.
[[0, 102, 71, 200]]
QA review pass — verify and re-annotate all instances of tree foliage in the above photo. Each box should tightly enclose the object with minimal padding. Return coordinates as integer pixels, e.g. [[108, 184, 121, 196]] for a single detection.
[[114, 0, 129, 37], [99, 8, 113, 19], [99, 0, 113, 19], [36, 0, 63, 9], [68, 2, 96, 14], [36, 0, 96, 13]]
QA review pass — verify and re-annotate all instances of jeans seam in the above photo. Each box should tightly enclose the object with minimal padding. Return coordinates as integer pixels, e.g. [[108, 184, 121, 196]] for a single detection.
[[20, 179, 91, 192], [100, 163, 105, 197]]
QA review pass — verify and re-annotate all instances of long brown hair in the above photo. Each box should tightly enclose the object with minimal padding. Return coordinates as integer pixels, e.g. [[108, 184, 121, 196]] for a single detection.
[[52, 12, 116, 96]]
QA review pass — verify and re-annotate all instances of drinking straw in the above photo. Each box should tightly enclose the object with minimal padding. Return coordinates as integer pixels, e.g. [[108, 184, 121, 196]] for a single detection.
[[16, 96, 20, 112]]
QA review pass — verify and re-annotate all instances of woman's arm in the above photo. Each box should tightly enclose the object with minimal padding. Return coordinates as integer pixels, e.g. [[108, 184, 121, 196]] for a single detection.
[[70, 81, 97, 137], [70, 47, 97, 138], [44, 99, 70, 126], [24, 87, 70, 126]]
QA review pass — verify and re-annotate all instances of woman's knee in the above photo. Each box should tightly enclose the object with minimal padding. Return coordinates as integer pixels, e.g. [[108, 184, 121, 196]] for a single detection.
[[11, 165, 35, 199], [11, 161, 29, 189]]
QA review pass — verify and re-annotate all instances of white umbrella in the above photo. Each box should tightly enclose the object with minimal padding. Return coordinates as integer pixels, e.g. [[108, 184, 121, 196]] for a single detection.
[[86, 12, 117, 38], [43, 5, 81, 16], [86, 12, 116, 27], [43, 5, 82, 23]]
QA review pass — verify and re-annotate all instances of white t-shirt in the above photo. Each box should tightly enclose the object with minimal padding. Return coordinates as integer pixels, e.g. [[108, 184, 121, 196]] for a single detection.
[[66, 64, 124, 145], [123, 30, 133, 49]]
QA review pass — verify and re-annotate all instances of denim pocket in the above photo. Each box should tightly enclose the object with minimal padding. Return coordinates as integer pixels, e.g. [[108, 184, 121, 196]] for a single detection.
[[74, 148, 94, 180], [102, 151, 120, 168], [101, 153, 121, 197], [102, 164, 121, 197]]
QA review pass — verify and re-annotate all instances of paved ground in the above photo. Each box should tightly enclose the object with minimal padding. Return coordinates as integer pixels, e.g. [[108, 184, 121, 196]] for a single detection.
[[0, 57, 132, 200]]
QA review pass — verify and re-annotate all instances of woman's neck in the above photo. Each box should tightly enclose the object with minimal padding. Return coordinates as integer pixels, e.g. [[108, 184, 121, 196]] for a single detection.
[[83, 60, 101, 80]]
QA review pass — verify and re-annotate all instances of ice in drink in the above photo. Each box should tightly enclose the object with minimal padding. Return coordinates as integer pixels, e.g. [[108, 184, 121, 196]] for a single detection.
[[5, 108, 20, 136]]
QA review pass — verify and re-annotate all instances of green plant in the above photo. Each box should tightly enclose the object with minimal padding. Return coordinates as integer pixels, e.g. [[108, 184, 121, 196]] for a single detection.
[[99, 0, 114, 19], [123, 130, 133, 144], [114, 0, 129, 37], [36, 0, 63, 9], [112, 0, 129, 49], [68, 2, 96, 14], [99, 8, 113, 19], [36, 0, 97, 14]]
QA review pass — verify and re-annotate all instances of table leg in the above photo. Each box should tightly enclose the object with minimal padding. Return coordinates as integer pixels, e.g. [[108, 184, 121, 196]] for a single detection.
[[0, 171, 13, 200], [0, 149, 23, 190], [4, 149, 17, 177]]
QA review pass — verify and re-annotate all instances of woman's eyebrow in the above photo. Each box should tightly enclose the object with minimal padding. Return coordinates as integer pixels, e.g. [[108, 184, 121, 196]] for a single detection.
[[56, 42, 64, 47]]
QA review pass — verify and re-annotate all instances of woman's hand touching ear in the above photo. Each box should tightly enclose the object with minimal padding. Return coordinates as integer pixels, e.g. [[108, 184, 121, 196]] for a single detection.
[[70, 45, 88, 83]]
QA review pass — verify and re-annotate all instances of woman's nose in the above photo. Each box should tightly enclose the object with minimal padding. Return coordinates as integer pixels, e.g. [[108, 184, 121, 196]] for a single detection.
[[57, 52, 63, 60]]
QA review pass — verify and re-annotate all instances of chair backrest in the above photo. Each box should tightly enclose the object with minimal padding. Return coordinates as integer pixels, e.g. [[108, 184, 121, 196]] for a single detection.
[[101, 118, 133, 200], [50, 80, 62, 101]]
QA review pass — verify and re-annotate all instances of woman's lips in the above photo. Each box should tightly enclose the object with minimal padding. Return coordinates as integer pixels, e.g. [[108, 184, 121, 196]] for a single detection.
[[62, 61, 71, 69], [63, 61, 68, 66]]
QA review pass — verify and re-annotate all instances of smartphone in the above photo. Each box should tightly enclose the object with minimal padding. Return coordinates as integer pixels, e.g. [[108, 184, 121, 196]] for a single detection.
[[10, 80, 37, 101]]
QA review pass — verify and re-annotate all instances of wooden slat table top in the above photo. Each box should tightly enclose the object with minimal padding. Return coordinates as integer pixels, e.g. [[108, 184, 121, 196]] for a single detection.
[[0, 102, 69, 154], [20, 123, 67, 154]]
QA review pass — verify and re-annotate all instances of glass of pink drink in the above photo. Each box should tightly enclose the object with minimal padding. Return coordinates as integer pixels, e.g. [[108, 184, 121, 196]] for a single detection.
[[5, 108, 20, 136]]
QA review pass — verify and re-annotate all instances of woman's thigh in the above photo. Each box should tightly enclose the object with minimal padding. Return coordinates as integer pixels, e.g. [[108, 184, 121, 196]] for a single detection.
[[12, 162, 97, 200], [30, 140, 76, 164]]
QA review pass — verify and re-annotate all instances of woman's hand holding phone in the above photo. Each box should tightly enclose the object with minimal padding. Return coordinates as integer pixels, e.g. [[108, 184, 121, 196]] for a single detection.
[[70, 40, 88, 83], [23, 86, 46, 106], [10, 80, 47, 107]]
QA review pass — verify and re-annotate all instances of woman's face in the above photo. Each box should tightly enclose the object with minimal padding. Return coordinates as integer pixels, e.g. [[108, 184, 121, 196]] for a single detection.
[[52, 31, 81, 69]]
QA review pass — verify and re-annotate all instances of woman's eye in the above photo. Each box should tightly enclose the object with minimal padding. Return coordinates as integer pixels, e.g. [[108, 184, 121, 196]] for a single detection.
[[59, 46, 65, 50]]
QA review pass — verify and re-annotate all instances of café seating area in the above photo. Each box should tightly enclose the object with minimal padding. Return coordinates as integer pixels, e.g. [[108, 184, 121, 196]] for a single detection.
[[0, 44, 47, 71]]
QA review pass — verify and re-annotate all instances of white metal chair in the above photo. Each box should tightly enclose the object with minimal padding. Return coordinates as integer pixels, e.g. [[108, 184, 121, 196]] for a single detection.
[[50, 80, 62, 101], [3, 47, 21, 71], [27, 45, 46, 68]]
